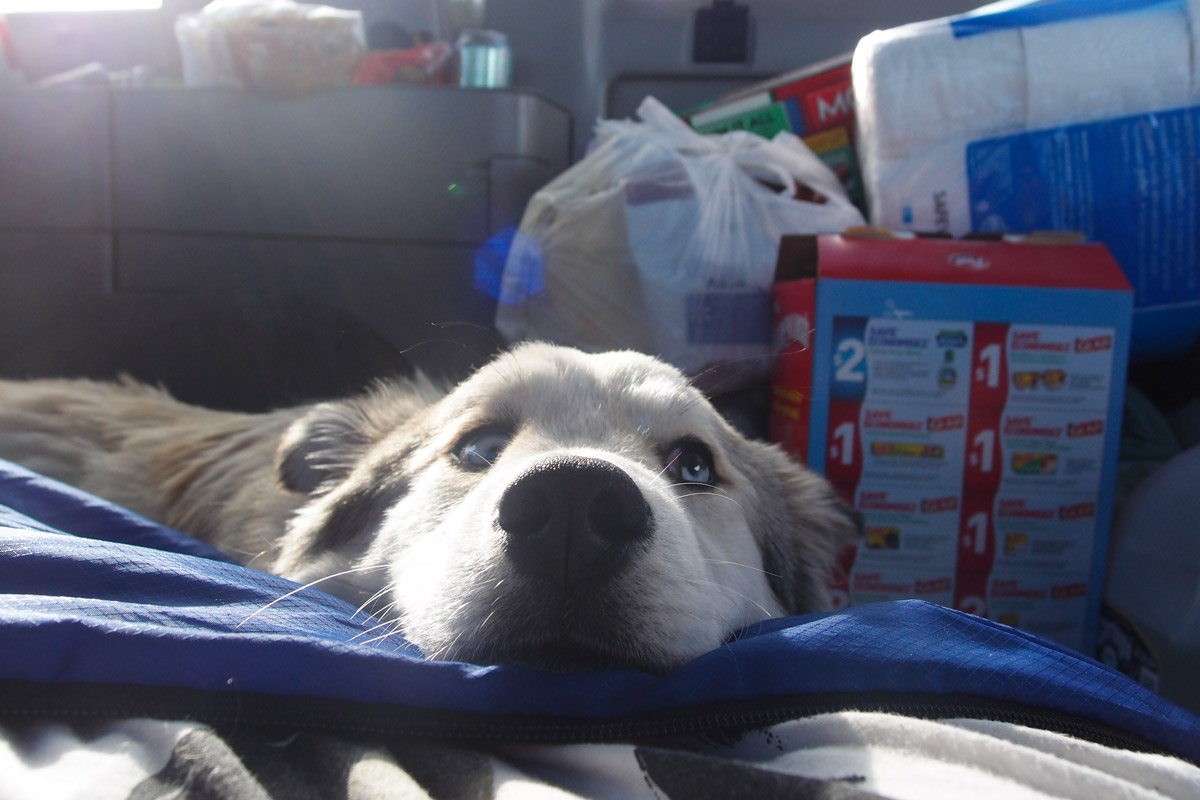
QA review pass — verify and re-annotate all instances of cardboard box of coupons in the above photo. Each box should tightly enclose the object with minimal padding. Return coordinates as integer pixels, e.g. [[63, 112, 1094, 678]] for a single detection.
[[769, 232, 1132, 654]]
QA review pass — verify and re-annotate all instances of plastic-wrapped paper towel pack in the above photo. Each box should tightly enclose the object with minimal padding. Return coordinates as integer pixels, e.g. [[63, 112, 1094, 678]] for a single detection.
[[854, 0, 1200, 361]]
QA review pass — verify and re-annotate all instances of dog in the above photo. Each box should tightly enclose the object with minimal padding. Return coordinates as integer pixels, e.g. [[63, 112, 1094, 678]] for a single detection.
[[0, 343, 860, 672]]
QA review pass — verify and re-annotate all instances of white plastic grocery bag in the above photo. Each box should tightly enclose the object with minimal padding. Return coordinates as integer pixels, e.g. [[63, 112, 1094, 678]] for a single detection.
[[495, 96, 864, 387]]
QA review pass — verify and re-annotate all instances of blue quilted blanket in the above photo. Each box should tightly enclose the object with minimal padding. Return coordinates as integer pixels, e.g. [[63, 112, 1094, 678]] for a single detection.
[[2, 457, 1199, 798]]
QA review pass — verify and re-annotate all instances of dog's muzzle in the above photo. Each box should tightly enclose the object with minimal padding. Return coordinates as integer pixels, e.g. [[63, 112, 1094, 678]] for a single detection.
[[497, 455, 653, 591]]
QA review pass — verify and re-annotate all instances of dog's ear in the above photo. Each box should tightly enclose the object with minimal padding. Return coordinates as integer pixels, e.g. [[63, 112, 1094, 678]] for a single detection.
[[275, 402, 373, 495], [734, 439, 863, 614], [275, 377, 443, 495]]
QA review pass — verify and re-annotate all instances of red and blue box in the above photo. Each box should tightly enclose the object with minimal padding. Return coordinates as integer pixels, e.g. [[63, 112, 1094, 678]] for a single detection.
[[683, 55, 864, 211], [770, 232, 1132, 654]]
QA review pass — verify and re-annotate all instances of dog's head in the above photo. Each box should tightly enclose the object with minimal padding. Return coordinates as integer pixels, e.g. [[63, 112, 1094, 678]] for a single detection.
[[271, 344, 861, 672]]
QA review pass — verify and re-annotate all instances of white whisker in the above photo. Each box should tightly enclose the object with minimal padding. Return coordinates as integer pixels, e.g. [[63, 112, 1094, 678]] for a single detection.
[[354, 584, 396, 619], [678, 574, 776, 621], [347, 616, 402, 642], [238, 563, 391, 627], [704, 558, 783, 580], [362, 627, 411, 647], [672, 486, 746, 514], [474, 608, 500, 636], [657, 450, 683, 480]]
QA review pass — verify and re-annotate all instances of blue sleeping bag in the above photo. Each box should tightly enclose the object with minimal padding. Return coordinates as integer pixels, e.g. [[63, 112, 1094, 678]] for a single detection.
[[1, 457, 1197, 762]]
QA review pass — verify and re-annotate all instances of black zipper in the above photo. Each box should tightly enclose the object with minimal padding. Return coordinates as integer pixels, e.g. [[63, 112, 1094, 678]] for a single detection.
[[0, 680, 1180, 762]]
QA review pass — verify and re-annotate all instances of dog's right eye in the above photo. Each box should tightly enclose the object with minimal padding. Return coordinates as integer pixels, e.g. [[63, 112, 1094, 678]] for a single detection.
[[455, 428, 512, 470], [663, 438, 718, 486]]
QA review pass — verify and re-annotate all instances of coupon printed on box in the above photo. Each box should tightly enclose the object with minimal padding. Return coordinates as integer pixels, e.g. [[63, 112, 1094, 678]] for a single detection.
[[827, 484, 959, 610], [992, 494, 1100, 574], [770, 233, 1131, 654], [832, 316, 974, 405], [827, 400, 968, 487], [995, 408, 1109, 493], [984, 570, 1093, 651], [851, 485, 961, 569], [843, 567, 956, 608], [1004, 324, 1117, 409]]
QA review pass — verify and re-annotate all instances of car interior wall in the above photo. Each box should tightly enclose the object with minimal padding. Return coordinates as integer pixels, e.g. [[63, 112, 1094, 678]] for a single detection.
[[9, 0, 992, 157], [485, 0, 984, 158], [0, 78, 571, 412]]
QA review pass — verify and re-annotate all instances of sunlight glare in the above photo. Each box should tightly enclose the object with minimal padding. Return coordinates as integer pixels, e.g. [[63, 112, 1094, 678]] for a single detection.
[[0, 1, 162, 12]]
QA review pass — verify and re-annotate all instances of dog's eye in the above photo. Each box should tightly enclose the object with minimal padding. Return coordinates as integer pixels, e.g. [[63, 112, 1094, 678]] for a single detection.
[[455, 429, 511, 470], [664, 440, 717, 485]]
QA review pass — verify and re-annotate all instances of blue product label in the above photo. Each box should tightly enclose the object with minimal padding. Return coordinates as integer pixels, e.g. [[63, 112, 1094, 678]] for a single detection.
[[685, 290, 770, 345], [967, 106, 1200, 309], [783, 98, 806, 135], [950, 0, 1179, 38], [830, 316, 869, 402]]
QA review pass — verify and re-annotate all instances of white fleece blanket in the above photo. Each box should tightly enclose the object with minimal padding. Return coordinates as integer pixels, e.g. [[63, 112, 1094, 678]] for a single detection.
[[3, 710, 1199, 800]]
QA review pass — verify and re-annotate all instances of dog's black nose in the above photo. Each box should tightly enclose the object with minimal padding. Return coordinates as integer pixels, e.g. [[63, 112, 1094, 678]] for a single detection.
[[497, 455, 653, 589]]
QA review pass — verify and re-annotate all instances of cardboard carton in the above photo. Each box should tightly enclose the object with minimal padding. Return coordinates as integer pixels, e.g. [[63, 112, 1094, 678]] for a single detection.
[[770, 232, 1132, 653]]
